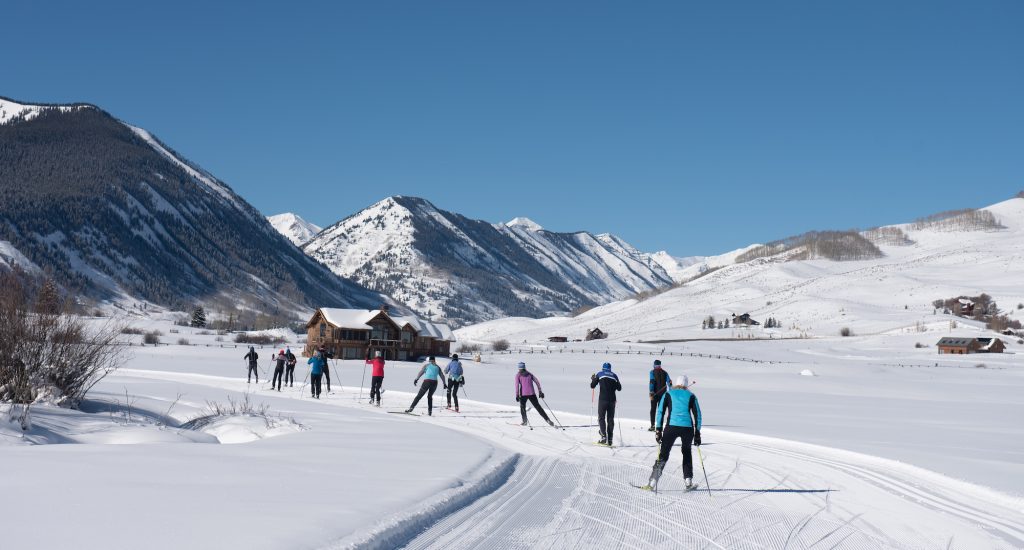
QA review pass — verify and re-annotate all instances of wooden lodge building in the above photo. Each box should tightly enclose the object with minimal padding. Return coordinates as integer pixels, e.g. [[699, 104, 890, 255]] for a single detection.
[[305, 306, 454, 361], [936, 336, 1005, 355]]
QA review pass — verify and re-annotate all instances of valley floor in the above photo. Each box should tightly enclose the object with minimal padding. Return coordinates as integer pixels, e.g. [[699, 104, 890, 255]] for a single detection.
[[2, 329, 1022, 549]]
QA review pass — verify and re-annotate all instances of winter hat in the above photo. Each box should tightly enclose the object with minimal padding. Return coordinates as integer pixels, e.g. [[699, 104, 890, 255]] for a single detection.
[[452, 354, 459, 360], [653, 360, 662, 368], [517, 362, 526, 370], [602, 362, 612, 371], [673, 374, 689, 388], [428, 355, 436, 362], [279, 349, 284, 354]]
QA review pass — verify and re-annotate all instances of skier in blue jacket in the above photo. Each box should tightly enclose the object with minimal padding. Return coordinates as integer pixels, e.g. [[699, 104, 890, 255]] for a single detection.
[[445, 354, 464, 412], [406, 356, 447, 416], [307, 350, 326, 399], [648, 360, 671, 431], [590, 362, 621, 446], [645, 374, 702, 490]]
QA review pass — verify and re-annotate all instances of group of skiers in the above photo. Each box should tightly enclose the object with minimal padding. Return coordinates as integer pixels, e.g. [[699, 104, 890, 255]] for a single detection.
[[243, 348, 702, 490]]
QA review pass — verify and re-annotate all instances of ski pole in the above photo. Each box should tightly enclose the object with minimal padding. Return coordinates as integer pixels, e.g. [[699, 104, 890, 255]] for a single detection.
[[541, 397, 565, 429], [697, 446, 712, 498], [591, 388, 596, 428], [358, 359, 368, 402], [298, 367, 311, 399]]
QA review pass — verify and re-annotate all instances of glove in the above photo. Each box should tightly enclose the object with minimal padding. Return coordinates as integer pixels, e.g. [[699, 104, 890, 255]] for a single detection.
[[539, 392, 545, 399], [694, 430, 702, 446], [655, 429, 663, 443], [649, 392, 654, 401], [460, 379, 466, 386], [515, 396, 520, 402], [591, 374, 597, 381], [413, 379, 419, 386]]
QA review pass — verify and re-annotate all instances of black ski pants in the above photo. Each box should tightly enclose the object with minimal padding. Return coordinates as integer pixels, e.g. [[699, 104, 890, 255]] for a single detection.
[[658, 425, 695, 479], [370, 376, 384, 403], [519, 395, 550, 423], [272, 366, 284, 390], [285, 365, 295, 386], [598, 399, 616, 443], [322, 363, 331, 392], [311, 373, 323, 398], [410, 379, 438, 413], [447, 380, 461, 408], [650, 390, 666, 427], [247, 363, 258, 383]]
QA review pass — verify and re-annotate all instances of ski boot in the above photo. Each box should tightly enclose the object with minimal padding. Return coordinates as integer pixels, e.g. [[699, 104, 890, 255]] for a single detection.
[[547, 420, 555, 427], [521, 420, 528, 426], [641, 460, 665, 492], [405, 408, 413, 414], [648, 426, 656, 432]]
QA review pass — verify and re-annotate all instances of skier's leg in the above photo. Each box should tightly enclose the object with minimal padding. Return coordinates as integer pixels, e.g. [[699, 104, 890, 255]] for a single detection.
[[446, 383, 452, 407], [409, 382, 429, 410], [649, 398, 657, 428], [530, 396, 550, 422], [607, 402, 616, 444], [597, 400, 608, 440], [452, 383, 459, 410], [520, 397, 528, 423], [426, 380, 437, 414], [680, 427, 695, 479], [323, 365, 331, 392]]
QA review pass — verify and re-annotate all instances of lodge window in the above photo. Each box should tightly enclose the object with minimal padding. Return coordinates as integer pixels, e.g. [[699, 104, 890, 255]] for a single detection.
[[319, 323, 326, 339], [401, 330, 412, 343]]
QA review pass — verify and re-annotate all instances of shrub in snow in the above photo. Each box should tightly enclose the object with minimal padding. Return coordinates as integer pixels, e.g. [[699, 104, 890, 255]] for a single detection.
[[840, 327, 853, 337], [180, 395, 303, 443], [915, 342, 926, 348], [1017, 303, 1023, 310], [143, 331, 161, 345], [177, 338, 190, 346], [975, 364, 987, 369], [457, 343, 481, 353], [0, 271, 126, 429], [492, 339, 510, 352], [233, 333, 286, 345], [121, 327, 144, 335]]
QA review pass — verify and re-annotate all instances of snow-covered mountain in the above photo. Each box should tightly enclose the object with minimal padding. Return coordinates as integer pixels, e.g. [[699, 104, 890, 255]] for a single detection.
[[302, 196, 675, 326], [457, 196, 1024, 343], [0, 96, 390, 315], [268, 213, 322, 246], [646, 251, 705, 283]]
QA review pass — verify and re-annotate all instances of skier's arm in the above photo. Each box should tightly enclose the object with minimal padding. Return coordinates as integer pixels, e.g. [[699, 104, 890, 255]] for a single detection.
[[689, 394, 702, 431], [656, 393, 672, 430], [414, 364, 427, 382], [648, 371, 655, 394], [614, 373, 622, 391], [532, 375, 543, 395], [590, 374, 600, 389]]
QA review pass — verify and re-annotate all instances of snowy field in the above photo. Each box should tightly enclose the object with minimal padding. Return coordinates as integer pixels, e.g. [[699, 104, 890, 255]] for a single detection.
[[2, 323, 1022, 549]]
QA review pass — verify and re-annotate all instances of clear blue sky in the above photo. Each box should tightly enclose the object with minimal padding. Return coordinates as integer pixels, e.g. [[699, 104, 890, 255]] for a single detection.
[[3, 1, 1022, 255]]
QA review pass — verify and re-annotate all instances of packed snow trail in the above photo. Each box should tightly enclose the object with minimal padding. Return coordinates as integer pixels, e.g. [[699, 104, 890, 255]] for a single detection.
[[118, 369, 1024, 549]]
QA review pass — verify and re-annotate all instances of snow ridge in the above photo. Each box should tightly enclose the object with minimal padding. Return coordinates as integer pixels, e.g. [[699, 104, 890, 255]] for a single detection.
[[268, 213, 322, 246]]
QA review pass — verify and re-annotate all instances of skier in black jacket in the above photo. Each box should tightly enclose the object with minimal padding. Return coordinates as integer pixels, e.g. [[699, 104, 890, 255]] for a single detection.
[[243, 347, 259, 383], [648, 360, 671, 431], [271, 350, 286, 391], [590, 362, 622, 446], [284, 348, 297, 387]]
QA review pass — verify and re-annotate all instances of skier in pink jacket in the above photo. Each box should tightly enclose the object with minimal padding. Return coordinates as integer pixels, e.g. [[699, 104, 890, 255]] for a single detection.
[[514, 362, 554, 426]]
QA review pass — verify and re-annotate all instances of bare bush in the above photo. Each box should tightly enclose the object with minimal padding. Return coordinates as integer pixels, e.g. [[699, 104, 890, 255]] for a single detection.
[[840, 327, 853, 337], [215, 336, 224, 342], [862, 226, 915, 246], [915, 342, 926, 348], [1017, 303, 1023, 310], [456, 343, 481, 353], [121, 327, 144, 335], [143, 331, 161, 345], [180, 394, 271, 430], [177, 338, 190, 345], [234, 333, 286, 345], [0, 272, 127, 429], [492, 339, 510, 352], [736, 231, 883, 263]]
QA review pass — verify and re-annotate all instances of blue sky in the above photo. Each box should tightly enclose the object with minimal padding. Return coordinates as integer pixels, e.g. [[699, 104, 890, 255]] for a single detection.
[[3, 1, 1022, 255]]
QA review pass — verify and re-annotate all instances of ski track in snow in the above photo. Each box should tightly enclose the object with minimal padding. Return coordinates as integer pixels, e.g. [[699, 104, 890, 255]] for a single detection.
[[119, 368, 1024, 550]]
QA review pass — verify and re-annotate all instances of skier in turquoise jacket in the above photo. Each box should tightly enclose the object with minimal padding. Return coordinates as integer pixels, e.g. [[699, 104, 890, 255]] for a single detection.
[[645, 374, 702, 490], [406, 356, 447, 416]]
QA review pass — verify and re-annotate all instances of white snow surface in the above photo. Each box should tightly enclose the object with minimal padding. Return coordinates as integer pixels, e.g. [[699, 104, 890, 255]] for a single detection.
[[2, 319, 1022, 549], [0, 240, 40, 272], [0, 97, 89, 125], [268, 212, 322, 246]]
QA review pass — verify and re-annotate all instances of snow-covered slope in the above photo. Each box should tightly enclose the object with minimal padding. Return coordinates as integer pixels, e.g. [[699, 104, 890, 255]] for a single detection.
[[0, 97, 390, 314], [646, 250, 705, 282], [303, 196, 675, 326], [458, 197, 1024, 343], [267, 212, 321, 247]]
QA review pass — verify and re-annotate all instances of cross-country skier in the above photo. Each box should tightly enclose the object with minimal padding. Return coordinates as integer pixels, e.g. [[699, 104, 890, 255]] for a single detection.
[[406, 356, 447, 416], [445, 354, 464, 412], [243, 346, 259, 383], [590, 362, 621, 446], [318, 346, 332, 393], [648, 359, 671, 431], [645, 374, 702, 491], [515, 362, 554, 426], [285, 347, 297, 387], [307, 350, 325, 399], [368, 350, 385, 406], [271, 349, 286, 391]]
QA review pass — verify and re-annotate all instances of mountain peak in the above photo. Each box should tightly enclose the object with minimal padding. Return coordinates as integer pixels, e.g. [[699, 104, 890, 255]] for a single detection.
[[268, 213, 322, 246], [0, 96, 96, 126], [506, 217, 544, 231]]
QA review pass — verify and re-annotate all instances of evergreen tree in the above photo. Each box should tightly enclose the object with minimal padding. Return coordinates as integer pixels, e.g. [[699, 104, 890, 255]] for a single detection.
[[35, 278, 61, 315], [190, 305, 207, 328]]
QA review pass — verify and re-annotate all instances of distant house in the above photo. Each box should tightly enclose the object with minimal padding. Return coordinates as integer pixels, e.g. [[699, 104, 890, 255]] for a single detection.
[[731, 313, 761, 327], [548, 336, 568, 343], [305, 306, 453, 360], [957, 299, 975, 317], [936, 336, 1004, 354], [585, 328, 608, 341]]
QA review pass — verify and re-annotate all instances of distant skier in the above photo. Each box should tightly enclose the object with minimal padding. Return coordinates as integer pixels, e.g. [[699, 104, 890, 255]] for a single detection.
[[284, 347, 297, 387], [368, 350, 385, 406], [319, 346, 333, 393], [648, 360, 672, 431], [243, 346, 259, 383], [406, 356, 446, 415], [445, 354, 465, 412], [645, 374, 702, 491], [271, 349, 286, 391], [307, 350, 326, 399], [590, 362, 621, 446], [515, 362, 554, 427]]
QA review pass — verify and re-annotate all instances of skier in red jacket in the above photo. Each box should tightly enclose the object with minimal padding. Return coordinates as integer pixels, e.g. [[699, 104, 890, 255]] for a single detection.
[[368, 350, 385, 406]]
